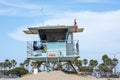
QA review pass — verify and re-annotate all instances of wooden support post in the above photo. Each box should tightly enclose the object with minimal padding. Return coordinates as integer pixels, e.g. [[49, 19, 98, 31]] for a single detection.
[[68, 61, 80, 75]]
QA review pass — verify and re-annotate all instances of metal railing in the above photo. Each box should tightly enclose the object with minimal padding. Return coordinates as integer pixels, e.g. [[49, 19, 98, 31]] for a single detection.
[[27, 40, 79, 58]]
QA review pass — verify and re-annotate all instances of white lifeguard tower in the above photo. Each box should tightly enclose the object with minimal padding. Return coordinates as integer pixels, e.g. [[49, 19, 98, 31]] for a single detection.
[[23, 19, 84, 74]]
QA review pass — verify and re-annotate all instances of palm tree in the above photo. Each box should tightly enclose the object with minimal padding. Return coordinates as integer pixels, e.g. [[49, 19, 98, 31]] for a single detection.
[[83, 59, 88, 66], [8, 62, 12, 70], [11, 59, 17, 69], [77, 60, 82, 67], [101, 54, 114, 73], [0, 62, 4, 70], [24, 59, 30, 70], [98, 63, 110, 72], [98, 54, 118, 76], [76, 60, 82, 71], [89, 59, 98, 68], [112, 58, 118, 66], [102, 54, 109, 65], [30, 61, 36, 73], [93, 60, 98, 67], [0, 62, 2, 70], [4, 59, 10, 70], [111, 58, 118, 73], [31, 62, 36, 67], [19, 63, 24, 68]]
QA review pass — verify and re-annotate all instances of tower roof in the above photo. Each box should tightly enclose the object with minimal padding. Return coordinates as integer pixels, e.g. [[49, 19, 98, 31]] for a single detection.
[[23, 25, 84, 34]]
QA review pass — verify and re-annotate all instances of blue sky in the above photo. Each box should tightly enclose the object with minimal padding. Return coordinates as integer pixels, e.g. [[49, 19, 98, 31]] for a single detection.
[[0, 0, 120, 70]]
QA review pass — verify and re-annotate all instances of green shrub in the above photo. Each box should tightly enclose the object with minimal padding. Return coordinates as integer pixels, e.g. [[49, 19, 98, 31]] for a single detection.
[[8, 67, 28, 77]]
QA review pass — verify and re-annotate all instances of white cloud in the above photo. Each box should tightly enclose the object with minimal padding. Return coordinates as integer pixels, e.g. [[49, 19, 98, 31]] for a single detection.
[[73, 0, 104, 3], [72, 0, 119, 4], [0, 0, 45, 16], [0, 0, 41, 10], [8, 26, 40, 41]]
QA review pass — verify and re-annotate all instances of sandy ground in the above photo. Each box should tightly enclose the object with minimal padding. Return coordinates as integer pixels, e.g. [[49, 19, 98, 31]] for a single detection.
[[0, 71, 120, 80]]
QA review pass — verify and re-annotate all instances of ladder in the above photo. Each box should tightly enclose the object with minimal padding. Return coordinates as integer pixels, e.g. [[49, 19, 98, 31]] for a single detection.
[[27, 41, 33, 57]]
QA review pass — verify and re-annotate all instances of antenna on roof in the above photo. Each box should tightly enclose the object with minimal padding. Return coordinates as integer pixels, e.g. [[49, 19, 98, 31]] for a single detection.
[[41, 8, 44, 26]]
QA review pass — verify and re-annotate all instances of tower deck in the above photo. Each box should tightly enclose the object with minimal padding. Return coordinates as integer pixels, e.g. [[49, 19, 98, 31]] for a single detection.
[[28, 56, 79, 62]]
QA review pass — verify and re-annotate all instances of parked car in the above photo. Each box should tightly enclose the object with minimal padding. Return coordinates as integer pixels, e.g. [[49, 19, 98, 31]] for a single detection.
[[109, 74, 119, 78]]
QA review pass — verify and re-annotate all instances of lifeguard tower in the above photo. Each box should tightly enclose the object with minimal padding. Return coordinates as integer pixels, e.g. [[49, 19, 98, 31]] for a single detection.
[[23, 19, 84, 74]]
